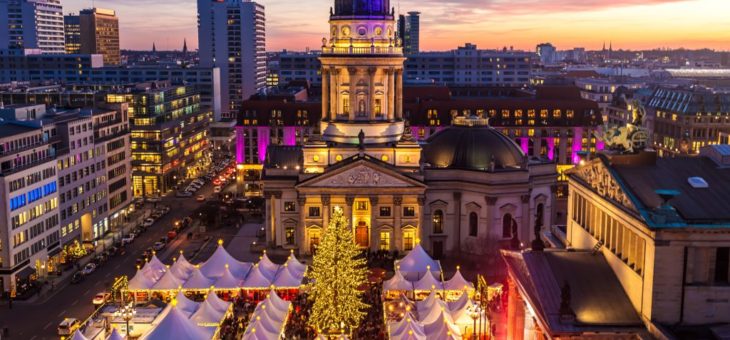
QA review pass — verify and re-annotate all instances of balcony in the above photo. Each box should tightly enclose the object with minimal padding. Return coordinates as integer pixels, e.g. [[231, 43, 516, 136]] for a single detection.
[[321, 46, 403, 56]]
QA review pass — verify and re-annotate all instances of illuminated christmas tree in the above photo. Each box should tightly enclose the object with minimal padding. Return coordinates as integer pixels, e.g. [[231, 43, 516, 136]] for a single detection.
[[308, 208, 369, 335]]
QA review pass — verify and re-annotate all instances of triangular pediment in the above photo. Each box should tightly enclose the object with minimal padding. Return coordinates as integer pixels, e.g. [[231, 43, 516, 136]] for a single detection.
[[572, 158, 639, 214], [298, 159, 425, 189]]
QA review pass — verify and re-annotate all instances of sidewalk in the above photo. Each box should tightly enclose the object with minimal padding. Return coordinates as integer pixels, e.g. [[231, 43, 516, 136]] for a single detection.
[[6, 207, 150, 306]]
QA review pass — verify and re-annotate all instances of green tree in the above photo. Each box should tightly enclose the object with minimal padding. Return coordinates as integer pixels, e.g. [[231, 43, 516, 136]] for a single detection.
[[308, 208, 369, 335]]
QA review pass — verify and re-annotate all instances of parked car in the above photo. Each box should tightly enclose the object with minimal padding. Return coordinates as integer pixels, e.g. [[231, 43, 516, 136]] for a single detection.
[[71, 272, 85, 284], [82, 263, 97, 275], [92, 292, 111, 306], [196, 195, 206, 202], [176, 191, 193, 197], [121, 234, 135, 245], [213, 186, 222, 193], [185, 186, 199, 193], [167, 230, 178, 240], [192, 179, 204, 185], [153, 241, 166, 251], [146, 197, 161, 203], [158, 206, 170, 214], [58, 318, 80, 336], [151, 212, 162, 219], [142, 218, 155, 228]]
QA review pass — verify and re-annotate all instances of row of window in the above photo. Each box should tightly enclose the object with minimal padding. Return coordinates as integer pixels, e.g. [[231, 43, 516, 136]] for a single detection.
[[293, 203, 417, 218], [9, 182, 57, 211]]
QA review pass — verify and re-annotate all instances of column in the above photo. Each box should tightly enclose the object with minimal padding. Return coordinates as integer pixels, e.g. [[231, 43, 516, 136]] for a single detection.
[[265, 192, 274, 245], [521, 193, 531, 245], [387, 68, 395, 121], [348, 68, 357, 120], [330, 68, 338, 119], [416, 195, 425, 246], [485, 196, 498, 257], [395, 69, 403, 120], [345, 195, 355, 232], [321, 69, 329, 120], [297, 196, 306, 248], [322, 195, 331, 230], [368, 67, 377, 120], [534, 129, 543, 157], [507, 276, 526, 340], [393, 195, 403, 249], [559, 128, 568, 164], [369, 196, 379, 252], [453, 192, 462, 253], [273, 192, 282, 245]]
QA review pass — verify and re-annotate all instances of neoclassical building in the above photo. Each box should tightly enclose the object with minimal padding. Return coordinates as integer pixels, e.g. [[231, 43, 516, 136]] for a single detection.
[[261, 0, 557, 259]]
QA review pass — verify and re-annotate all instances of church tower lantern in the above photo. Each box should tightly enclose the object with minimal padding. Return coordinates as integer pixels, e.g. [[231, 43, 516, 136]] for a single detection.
[[320, 0, 406, 145]]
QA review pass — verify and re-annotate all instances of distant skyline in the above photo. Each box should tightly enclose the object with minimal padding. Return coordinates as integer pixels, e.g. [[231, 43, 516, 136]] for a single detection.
[[63, 0, 730, 52]]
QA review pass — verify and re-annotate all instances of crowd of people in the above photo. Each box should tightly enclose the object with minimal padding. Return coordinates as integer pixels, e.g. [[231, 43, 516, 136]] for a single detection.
[[283, 292, 316, 339], [352, 283, 386, 339]]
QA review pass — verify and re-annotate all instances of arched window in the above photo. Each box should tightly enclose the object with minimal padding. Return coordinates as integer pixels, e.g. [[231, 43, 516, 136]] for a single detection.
[[536, 203, 544, 227], [433, 210, 443, 234], [469, 212, 478, 237], [503, 214, 514, 238]]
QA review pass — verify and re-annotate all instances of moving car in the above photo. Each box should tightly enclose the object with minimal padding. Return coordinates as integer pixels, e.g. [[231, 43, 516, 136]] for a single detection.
[[71, 272, 84, 284], [213, 186, 222, 193], [82, 263, 97, 275], [92, 292, 111, 306], [196, 195, 205, 202], [153, 241, 166, 251], [176, 191, 193, 197], [58, 318, 80, 336], [142, 218, 155, 228], [121, 234, 135, 245]]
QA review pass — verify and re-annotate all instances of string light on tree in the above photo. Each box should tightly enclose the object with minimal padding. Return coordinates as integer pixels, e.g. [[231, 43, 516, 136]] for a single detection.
[[307, 208, 369, 336]]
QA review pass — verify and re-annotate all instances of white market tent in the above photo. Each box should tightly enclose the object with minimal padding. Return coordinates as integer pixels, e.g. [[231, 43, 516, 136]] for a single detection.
[[140, 306, 215, 340], [70, 330, 90, 340], [125, 244, 307, 294], [383, 269, 413, 292], [169, 253, 196, 280], [395, 244, 441, 281], [241, 290, 292, 340], [174, 291, 201, 318], [443, 268, 475, 292], [413, 271, 444, 291], [190, 291, 232, 326], [422, 312, 462, 339], [389, 314, 427, 340], [107, 328, 125, 340]]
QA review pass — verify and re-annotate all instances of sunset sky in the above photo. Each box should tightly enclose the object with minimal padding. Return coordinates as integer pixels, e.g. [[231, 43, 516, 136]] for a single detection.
[[64, 0, 730, 52]]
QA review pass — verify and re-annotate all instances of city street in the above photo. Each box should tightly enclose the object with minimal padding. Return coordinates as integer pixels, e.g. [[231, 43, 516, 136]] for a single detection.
[[0, 184, 230, 339]]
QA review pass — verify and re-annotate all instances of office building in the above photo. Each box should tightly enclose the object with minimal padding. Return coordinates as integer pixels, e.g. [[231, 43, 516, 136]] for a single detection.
[[404, 44, 535, 87], [63, 14, 80, 54], [77, 8, 120, 65], [105, 82, 211, 197], [0, 112, 60, 296], [197, 0, 266, 119], [0, 0, 64, 53], [536, 43, 557, 65], [277, 50, 322, 85], [397, 11, 420, 55]]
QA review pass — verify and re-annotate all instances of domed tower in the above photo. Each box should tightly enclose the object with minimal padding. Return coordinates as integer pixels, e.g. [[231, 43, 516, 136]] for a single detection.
[[319, 0, 405, 144]]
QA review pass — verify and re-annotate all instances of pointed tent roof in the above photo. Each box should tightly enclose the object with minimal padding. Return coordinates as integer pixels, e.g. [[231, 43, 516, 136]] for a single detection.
[[128, 267, 157, 290], [152, 270, 184, 290], [415, 290, 441, 312], [396, 244, 441, 281], [264, 289, 291, 316], [70, 330, 90, 340], [169, 253, 196, 280], [141, 306, 211, 340], [389, 314, 427, 340], [383, 270, 413, 292], [422, 312, 462, 339], [200, 244, 252, 279], [241, 315, 281, 340], [417, 298, 451, 325], [183, 268, 215, 290], [242, 264, 273, 289], [285, 253, 307, 276], [444, 268, 474, 292], [173, 290, 201, 318], [147, 254, 167, 274], [189, 291, 231, 326], [107, 328, 125, 340], [257, 253, 280, 280], [214, 266, 243, 290], [413, 270, 443, 291], [272, 265, 303, 288], [448, 292, 476, 325]]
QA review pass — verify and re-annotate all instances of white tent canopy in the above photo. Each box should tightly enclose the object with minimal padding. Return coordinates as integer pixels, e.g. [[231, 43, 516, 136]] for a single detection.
[[141, 306, 214, 340], [413, 271, 443, 291], [443, 268, 475, 292], [152, 270, 184, 290], [174, 291, 201, 318], [190, 292, 231, 326], [200, 244, 252, 279], [273, 265, 303, 288], [183, 268, 215, 290], [70, 330, 90, 340], [169, 254, 196, 280], [128, 267, 157, 290], [389, 314, 427, 340], [242, 264, 273, 289], [395, 244, 441, 281], [242, 290, 291, 340], [422, 312, 462, 340], [285, 253, 307, 276], [214, 266, 243, 290], [107, 328, 125, 340], [383, 270, 413, 292], [257, 252, 281, 280]]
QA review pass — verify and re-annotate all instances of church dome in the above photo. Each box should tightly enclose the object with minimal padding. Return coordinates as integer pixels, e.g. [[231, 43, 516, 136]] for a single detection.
[[421, 116, 525, 171], [333, 0, 391, 17]]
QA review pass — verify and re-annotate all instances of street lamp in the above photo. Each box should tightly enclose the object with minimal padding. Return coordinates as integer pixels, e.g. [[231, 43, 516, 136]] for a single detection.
[[114, 302, 136, 336], [468, 304, 482, 340]]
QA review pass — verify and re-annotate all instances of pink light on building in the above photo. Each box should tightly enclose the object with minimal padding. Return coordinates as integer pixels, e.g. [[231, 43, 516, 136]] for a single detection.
[[572, 127, 583, 164], [257, 126, 271, 163], [520, 138, 529, 155], [235, 126, 245, 164], [283, 126, 297, 146], [546, 138, 555, 161]]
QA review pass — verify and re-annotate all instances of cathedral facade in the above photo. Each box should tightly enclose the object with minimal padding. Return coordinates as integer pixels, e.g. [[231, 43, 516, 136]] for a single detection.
[[262, 0, 557, 259]]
